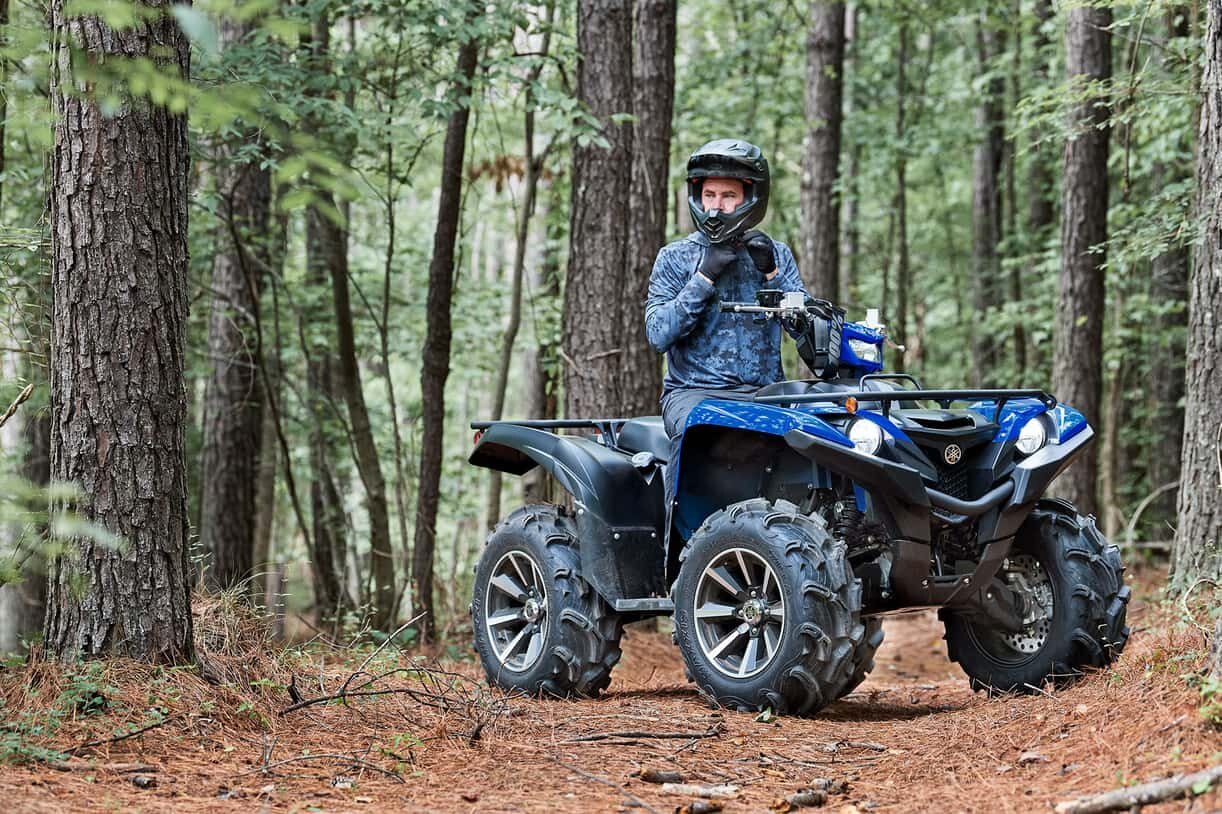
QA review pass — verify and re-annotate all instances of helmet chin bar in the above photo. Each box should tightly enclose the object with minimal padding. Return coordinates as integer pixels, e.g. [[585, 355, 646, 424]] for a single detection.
[[688, 184, 764, 243]]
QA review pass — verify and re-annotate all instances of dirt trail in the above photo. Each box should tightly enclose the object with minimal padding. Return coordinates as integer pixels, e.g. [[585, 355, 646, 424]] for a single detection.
[[4, 583, 1221, 813]]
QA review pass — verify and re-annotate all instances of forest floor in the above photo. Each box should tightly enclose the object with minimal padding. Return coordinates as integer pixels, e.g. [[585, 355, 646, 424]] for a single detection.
[[2, 565, 1220, 813]]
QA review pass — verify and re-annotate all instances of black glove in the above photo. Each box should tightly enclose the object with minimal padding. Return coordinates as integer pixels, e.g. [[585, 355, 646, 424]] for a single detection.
[[697, 242, 739, 284], [742, 229, 776, 277]]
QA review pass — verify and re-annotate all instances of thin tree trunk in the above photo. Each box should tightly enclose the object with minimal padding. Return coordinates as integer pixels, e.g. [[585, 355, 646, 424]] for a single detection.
[[45, 0, 194, 661], [970, 13, 1005, 387], [487, 4, 556, 529], [1006, 0, 1026, 378], [563, 0, 633, 418], [198, 19, 270, 594], [523, 198, 563, 505], [840, 5, 859, 306], [1147, 8, 1192, 536], [800, 0, 845, 299], [1170, 0, 1222, 592], [893, 22, 909, 371], [1053, 2, 1111, 519], [413, 24, 480, 642], [0, 0, 8, 217], [619, 0, 674, 416], [1025, 0, 1056, 377]]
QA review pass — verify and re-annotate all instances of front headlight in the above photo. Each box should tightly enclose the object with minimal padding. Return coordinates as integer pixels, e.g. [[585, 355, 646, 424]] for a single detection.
[[848, 419, 884, 456], [847, 338, 881, 363], [1016, 417, 1048, 455]]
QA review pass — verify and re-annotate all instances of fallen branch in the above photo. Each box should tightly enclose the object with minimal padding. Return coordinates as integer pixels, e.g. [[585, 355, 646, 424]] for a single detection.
[[553, 759, 660, 814], [660, 782, 738, 799], [68, 715, 179, 755], [568, 725, 722, 743], [237, 751, 404, 783], [1054, 764, 1222, 813]]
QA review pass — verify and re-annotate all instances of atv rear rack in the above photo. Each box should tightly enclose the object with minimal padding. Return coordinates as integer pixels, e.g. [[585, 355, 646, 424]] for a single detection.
[[471, 418, 631, 446], [754, 388, 1057, 423]]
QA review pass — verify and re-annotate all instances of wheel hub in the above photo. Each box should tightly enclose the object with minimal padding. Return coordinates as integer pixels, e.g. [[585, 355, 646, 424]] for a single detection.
[[523, 596, 543, 623], [999, 554, 1054, 655], [484, 550, 550, 673], [693, 548, 786, 679]]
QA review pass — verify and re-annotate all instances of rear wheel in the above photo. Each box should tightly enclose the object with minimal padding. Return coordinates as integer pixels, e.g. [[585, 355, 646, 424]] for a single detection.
[[942, 500, 1130, 693], [672, 498, 865, 716], [471, 505, 623, 697]]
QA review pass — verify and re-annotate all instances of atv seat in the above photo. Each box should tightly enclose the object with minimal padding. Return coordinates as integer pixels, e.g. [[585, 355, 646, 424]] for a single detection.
[[617, 416, 670, 463]]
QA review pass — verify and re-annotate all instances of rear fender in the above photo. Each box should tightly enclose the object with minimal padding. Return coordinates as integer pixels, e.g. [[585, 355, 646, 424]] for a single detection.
[[470, 425, 667, 603]]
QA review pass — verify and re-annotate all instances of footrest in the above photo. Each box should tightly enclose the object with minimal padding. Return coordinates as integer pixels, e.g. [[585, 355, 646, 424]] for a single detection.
[[613, 598, 675, 613]]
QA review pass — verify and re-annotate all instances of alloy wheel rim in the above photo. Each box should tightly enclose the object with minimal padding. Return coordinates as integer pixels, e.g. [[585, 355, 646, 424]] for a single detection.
[[693, 547, 786, 679], [484, 550, 549, 673]]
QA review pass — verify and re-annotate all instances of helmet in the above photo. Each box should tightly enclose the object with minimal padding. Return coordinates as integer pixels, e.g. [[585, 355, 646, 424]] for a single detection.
[[686, 139, 770, 243]]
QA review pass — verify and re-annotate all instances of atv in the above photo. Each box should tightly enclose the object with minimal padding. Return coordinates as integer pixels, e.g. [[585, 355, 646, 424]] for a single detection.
[[467, 290, 1130, 715]]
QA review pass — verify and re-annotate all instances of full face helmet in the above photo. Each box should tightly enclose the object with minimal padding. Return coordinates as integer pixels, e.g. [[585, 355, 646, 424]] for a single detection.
[[686, 139, 770, 243]]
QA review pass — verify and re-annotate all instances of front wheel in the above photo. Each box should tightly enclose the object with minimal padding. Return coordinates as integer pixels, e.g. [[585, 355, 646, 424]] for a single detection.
[[471, 505, 623, 698], [672, 498, 865, 716], [942, 500, 1130, 693]]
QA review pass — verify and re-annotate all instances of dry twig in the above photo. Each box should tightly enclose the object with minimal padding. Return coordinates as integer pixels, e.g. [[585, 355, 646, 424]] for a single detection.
[[1054, 763, 1222, 813]]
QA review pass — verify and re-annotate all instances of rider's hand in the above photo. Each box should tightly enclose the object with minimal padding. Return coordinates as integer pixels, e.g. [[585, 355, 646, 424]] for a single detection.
[[742, 230, 776, 277], [697, 242, 739, 285]]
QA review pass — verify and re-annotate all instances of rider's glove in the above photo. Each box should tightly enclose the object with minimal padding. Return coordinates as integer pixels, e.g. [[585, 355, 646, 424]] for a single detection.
[[742, 230, 777, 277], [697, 242, 739, 284]]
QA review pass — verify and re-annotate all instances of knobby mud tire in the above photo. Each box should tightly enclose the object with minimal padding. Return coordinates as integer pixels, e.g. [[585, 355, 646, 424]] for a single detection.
[[835, 616, 885, 700], [672, 498, 865, 716], [471, 504, 623, 698], [942, 499, 1130, 694]]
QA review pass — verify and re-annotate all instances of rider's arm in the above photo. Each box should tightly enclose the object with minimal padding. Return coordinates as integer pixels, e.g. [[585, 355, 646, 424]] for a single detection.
[[645, 246, 717, 354]]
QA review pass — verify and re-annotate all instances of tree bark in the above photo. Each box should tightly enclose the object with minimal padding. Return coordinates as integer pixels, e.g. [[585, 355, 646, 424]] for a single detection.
[[563, 0, 633, 419], [45, 0, 194, 661], [799, 0, 845, 300], [303, 19, 350, 624], [619, 0, 674, 417], [1026, 0, 1056, 242], [971, 15, 1005, 388], [523, 198, 563, 505], [413, 27, 480, 642], [198, 19, 270, 594], [0, 0, 8, 217], [1170, 0, 1222, 592], [1053, 2, 1111, 519]]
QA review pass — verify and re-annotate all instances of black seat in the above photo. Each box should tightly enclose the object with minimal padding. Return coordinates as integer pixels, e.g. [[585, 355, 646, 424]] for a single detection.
[[617, 416, 671, 463]]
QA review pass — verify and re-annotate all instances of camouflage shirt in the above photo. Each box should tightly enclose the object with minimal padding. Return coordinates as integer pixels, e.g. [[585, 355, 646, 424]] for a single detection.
[[645, 231, 808, 398]]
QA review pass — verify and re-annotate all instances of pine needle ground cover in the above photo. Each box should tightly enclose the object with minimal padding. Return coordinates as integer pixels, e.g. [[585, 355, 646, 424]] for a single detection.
[[0, 568, 1218, 813]]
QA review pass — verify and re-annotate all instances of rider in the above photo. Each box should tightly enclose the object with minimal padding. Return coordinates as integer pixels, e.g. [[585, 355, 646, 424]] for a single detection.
[[645, 139, 810, 487]]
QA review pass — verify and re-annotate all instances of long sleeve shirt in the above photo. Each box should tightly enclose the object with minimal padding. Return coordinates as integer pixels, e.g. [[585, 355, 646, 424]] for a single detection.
[[644, 231, 808, 398]]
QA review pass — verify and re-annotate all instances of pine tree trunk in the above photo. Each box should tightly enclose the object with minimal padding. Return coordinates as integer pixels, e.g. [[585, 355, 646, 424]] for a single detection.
[[799, 0, 845, 299], [523, 204, 563, 505], [0, 0, 8, 217], [45, 0, 194, 661], [1170, 0, 1222, 592], [619, 0, 674, 417], [413, 29, 480, 642], [198, 19, 270, 593], [328, 206, 395, 629], [1026, 0, 1056, 241], [893, 22, 910, 371], [970, 14, 1005, 387], [840, 6, 859, 305], [1052, 3, 1111, 520], [563, 0, 633, 418]]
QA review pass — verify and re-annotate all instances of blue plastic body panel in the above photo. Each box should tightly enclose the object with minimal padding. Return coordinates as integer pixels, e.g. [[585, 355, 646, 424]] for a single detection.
[[683, 400, 855, 447], [968, 398, 1088, 444]]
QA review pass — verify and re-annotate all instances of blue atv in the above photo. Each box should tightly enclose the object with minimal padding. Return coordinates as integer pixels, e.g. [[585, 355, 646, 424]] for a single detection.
[[468, 290, 1129, 714]]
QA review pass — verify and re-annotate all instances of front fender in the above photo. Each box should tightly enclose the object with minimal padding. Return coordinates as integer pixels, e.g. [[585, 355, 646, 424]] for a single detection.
[[469, 425, 667, 603]]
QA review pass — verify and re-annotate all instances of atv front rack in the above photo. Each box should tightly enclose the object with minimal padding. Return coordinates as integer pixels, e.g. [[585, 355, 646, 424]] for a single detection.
[[754, 388, 1057, 423]]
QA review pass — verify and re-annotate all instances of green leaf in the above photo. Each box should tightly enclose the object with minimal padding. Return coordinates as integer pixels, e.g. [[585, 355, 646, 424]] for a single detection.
[[1191, 778, 1213, 795], [171, 5, 219, 56]]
